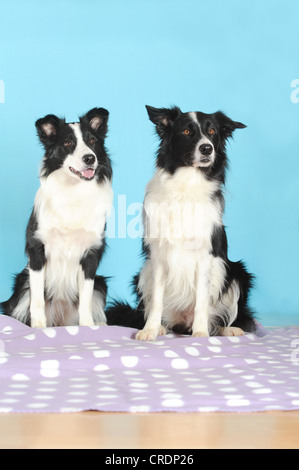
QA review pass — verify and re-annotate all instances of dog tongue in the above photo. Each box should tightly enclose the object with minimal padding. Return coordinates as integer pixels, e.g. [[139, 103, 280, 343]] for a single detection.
[[81, 168, 94, 179]]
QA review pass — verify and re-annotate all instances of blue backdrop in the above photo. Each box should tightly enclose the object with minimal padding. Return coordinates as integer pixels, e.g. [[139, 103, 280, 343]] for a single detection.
[[0, 0, 298, 326]]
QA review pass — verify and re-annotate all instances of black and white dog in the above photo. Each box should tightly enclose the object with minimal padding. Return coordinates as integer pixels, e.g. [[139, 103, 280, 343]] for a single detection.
[[1, 108, 113, 328], [107, 105, 256, 340]]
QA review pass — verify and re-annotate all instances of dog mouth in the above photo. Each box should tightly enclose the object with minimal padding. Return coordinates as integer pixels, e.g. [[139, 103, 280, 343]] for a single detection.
[[69, 167, 95, 181], [193, 158, 212, 168]]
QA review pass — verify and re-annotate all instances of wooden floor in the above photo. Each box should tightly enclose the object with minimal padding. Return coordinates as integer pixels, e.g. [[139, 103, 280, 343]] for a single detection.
[[1, 410, 299, 449]]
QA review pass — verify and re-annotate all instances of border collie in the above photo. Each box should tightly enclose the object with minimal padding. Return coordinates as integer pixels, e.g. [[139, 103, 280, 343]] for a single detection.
[[106, 105, 256, 340], [1, 108, 113, 328]]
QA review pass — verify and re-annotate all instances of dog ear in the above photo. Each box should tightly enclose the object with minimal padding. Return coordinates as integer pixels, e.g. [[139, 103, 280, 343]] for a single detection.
[[80, 107, 109, 137], [146, 105, 181, 137], [35, 114, 65, 147], [214, 111, 246, 139]]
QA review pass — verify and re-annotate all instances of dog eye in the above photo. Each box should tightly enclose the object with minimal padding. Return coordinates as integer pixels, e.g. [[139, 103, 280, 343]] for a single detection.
[[183, 129, 190, 135], [64, 140, 73, 148], [208, 128, 215, 135], [89, 137, 96, 145]]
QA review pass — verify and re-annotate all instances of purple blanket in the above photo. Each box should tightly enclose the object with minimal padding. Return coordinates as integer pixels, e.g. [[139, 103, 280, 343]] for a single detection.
[[0, 315, 298, 413]]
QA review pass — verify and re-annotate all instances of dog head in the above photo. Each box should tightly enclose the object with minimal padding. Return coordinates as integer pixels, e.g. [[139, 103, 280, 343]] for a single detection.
[[146, 105, 246, 178], [36, 107, 111, 182]]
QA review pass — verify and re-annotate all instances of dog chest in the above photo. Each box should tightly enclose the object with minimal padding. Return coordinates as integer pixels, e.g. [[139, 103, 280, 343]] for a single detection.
[[34, 170, 113, 260], [143, 168, 222, 248]]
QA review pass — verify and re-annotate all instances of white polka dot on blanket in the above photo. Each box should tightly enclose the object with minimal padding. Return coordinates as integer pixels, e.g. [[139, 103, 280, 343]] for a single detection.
[[208, 337, 222, 345], [171, 358, 189, 369], [244, 358, 259, 364], [164, 350, 179, 358], [185, 346, 200, 356], [253, 388, 272, 394], [94, 364, 109, 372], [27, 403, 49, 409], [129, 405, 151, 412], [40, 360, 59, 378], [1, 326, 12, 334], [70, 386, 89, 391], [68, 391, 88, 396], [214, 379, 232, 385], [129, 382, 149, 388], [33, 394, 55, 400], [24, 333, 36, 341], [227, 398, 250, 407], [93, 350, 110, 358], [162, 398, 184, 408], [9, 383, 28, 388], [161, 393, 182, 399], [42, 328, 56, 338], [65, 326, 79, 335], [227, 336, 241, 343], [12, 374, 30, 381], [198, 406, 219, 412], [245, 381, 263, 388], [207, 345, 222, 353], [121, 356, 139, 367], [228, 368, 244, 374], [286, 392, 299, 397], [0, 398, 19, 404]]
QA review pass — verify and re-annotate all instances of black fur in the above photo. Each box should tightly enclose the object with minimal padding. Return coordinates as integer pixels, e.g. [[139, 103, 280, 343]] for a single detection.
[[80, 243, 106, 280], [0, 269, 31, 325], [26, 211, 46, 271]]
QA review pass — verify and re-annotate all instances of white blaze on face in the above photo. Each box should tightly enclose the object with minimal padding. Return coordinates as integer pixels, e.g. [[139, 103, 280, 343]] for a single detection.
[[64, 123, 97, 179], [189, 112, 215, 167]]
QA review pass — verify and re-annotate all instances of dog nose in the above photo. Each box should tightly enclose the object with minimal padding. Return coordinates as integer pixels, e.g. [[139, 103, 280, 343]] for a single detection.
[[82, 154, 95, 165], [199, 144, 213, 156]]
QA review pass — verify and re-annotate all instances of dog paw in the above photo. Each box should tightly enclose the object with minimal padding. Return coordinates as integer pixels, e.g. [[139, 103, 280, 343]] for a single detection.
[[135, 328, 158, 341], [79, 320, 95, 327], [31, 319, 47, 329], [159, 325, 167, 336], [221, 327, 244, 336]]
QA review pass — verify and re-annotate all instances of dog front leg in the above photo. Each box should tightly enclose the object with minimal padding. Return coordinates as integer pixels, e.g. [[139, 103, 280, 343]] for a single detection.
[[78, 267, 96, 327], [78, 246, 106, 327], [27, 237, 47, 328], [192, 255, 211, 337], [29, 268, 47, 328], [135, 260, 166, 341]]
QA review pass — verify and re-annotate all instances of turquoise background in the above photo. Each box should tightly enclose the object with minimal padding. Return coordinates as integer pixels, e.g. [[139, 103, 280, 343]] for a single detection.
[[0, 0, 298, 326]]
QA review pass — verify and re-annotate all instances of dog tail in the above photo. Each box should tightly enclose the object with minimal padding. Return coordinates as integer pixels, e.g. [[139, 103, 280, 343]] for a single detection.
[[0, 268, 31, 325], [105, 299, 145, 330], [228, 260, 257, 333]]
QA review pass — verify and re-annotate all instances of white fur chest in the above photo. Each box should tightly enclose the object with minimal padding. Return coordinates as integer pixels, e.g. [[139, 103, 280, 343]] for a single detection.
[[139, 167, 227, 329], [34, 169, 113, 260], [143, 167, 222, 250]]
